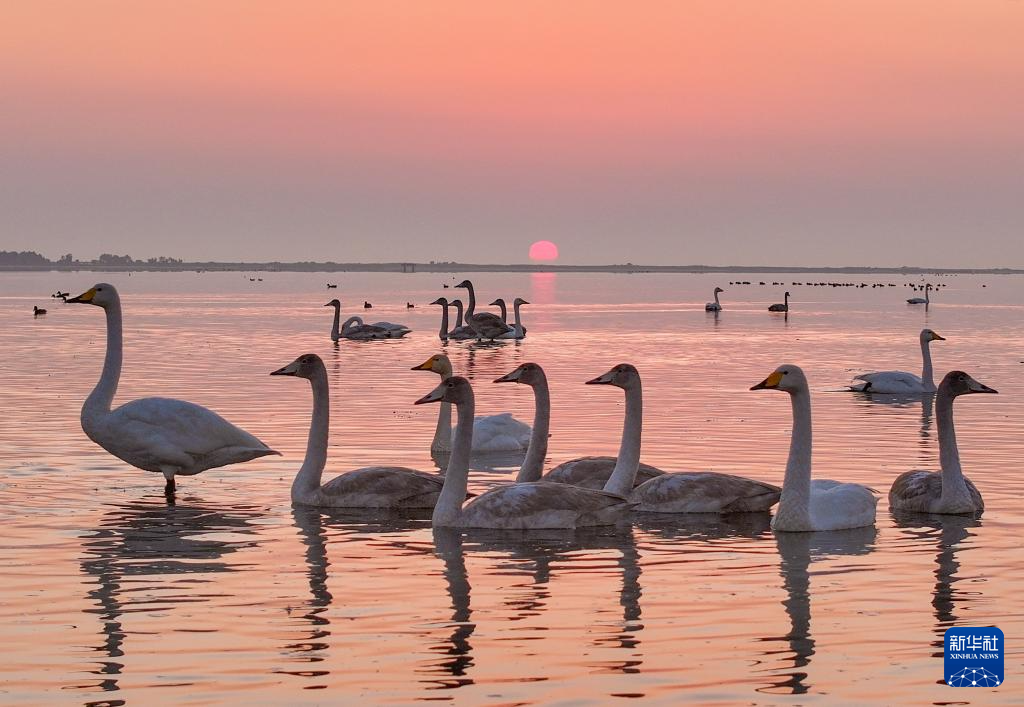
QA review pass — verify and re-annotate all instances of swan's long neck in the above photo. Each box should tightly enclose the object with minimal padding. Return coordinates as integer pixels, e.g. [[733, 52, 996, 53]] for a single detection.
[[516, 376, 551, 483], [777, 388, 813, 527], [925, 286, 930, 304], [512, 301, 525, 336], [920, 337, 936, 392], [294, 365, 330, 499], [495, 299, 507, 323], [936, 390, 971, 507], [434, 395, 474, 526], [713, 290, 720, 306], [330, 304, 341, 341], [463, 283, 476, 319], [437, 304, 449, 341], [785, 292, 790, 305], [603, 383, 642, 497], [452, 300, 464, 329], [432, 370, 454, 453], [85, 299, 124, 418]]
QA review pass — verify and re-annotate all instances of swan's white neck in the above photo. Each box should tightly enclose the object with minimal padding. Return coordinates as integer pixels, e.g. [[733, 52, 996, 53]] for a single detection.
[[511, 301, 525, 337], [84, 298, 123, 423], [713, 290, 721, 306], [432, 370, 454, 453], [329, 303, 341, 341], [603, 383, 642, 497], [920, 337, 936, 392], [294, 365, 330, 500], [775, 388, 813, 528], [437, 303, 449, 341], [936, 389, 972, 508], [433, 394, 475, 526], [516, 377, 550, 483]]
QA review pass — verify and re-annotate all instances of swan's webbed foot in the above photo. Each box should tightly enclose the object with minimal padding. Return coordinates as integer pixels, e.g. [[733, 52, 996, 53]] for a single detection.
[[164, 476, 176, 503]]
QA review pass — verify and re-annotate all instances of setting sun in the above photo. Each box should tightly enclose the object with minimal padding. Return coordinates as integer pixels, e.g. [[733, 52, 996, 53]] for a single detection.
[[528, 240, 559, 262]]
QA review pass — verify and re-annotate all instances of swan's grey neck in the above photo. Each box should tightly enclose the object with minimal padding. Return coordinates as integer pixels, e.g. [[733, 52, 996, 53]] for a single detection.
[[434, 394, 475, 526], [451, 300, 465, 329], [432, 370, 454, 453], [714, 290, 721, 306], [777, 388, 813, 527], [920, 337, 936, 391], [511, 301, 525, 336], [936, 389, 971, 507], [925, 286, 930, 304], [437, 303, 449, 341], [603, 383, 642, 497], [516, 376, 551, 483], [463, 283, 476, 319], [85, 298, 123, 419], [342, 316, 363, 331], [294, 364, 330, 500], [330, 303, 341, 341], [494, 299, 507, 323]]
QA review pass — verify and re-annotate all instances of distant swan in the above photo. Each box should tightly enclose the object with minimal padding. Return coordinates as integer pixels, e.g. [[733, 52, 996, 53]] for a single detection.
[[415, 375, 635, 528], [705, 287, 724, 311], [445, 298, 477, 340], [494, 298, 529, 339], [272, 354, 445, 507], [489, 298, 528, 336], [412, 354, 531, 453], [430, 297, 451, 341], [907, 284, 932, 305], [325, 299, 410, 340], [495, 362, 663, 489], [889, 371, 997, 514], [768, 292, 790, 312], [455, 280, 514, 339], [68, 283, 278, 495], [751, 365, 877, 531], [849, 329, 945, 393]]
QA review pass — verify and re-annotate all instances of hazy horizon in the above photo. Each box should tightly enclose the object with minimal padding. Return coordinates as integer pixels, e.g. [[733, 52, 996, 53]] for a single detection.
[[3, 2, 1023, 267]]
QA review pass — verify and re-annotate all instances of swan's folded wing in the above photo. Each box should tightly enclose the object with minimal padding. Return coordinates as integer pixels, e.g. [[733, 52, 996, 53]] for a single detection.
[[113, 397, 272, 454], [544, 456, 663, 490], [319, 467, 444, 505], [632, 472, 781, 513], [461, 481, 633, 528], [852, 370, 923, 392]]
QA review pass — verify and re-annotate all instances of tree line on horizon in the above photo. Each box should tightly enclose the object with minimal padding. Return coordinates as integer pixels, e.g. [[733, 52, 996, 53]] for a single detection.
[[0, 251, 183, 266]]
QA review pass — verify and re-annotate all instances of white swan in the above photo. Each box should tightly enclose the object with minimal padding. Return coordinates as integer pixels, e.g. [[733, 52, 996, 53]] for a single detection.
[[325, 299, 410, 341], [907, 284, 931, 305], [889, 371, 996, 514], [768, 292, 790, 312], [751, 365, 877, 531], [68, 283, 279, 495], [489, 298, 529, 336], [415, 375, 635, 528], [412, 354, 531, 453], [455, 280, 514, 339], [705, 287, 724, 311], [494, 362, 663, 489], [272, 353, 446, 507], [849, 329, 945, 394]]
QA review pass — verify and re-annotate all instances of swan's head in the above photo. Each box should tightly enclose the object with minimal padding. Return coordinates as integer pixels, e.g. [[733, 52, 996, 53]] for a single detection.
[[449, 298, 463, 308], [68, 283, 118, 308], [430, 297, 449, 307], [324, 299, 341, 308], [494, 362, 545, 386], [714, 287, 724, 294], [586, 363, 640, 389], [940, 371, 997, 397], [454, 280, 472, 289], [415, 376, 473, 406], [271, 353, 324, 379], [921, 328, 945, 342], [411, 354, 454, 377], [488, 298, 505, 307], [751, 364, 807, 393], [513, 297, 530, 306]]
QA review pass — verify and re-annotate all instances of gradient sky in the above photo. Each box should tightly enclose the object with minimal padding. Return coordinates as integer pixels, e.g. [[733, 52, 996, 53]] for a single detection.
[[3, 1, 1023, 266]]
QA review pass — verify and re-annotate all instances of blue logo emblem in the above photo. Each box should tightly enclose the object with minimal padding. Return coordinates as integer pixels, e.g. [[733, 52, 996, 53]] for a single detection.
[[945, 627, 1004, 687]]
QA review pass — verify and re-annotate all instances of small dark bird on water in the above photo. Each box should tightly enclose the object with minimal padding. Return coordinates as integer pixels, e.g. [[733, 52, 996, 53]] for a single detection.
[[34, 306, 47, 316], [406, 302, 415, 308], [363, 301, 372, 309], [327, 283, 338, 289]]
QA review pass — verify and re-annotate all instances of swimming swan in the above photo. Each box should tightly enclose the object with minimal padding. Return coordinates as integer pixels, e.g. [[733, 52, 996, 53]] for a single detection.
[[415, 375, 636, 528], [705, 287, 724, 311], [849, 329, 945, 394], [768, 292, 790, 312], [494, 362, 663, 489], [68, 283, 278, 495], [489, 297, 529, 337], [889, 371, 996, 514], [325, 299, 410, 341], [454, 280, 514, 339], [907, 284, 932, 305], [412, 354, 531, 453], [272, 353, 445, 507], [751, 365, 877, 531]]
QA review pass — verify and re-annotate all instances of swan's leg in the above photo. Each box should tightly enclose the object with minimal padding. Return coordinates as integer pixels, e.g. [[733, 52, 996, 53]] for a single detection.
[[161, 466, 177, 498]]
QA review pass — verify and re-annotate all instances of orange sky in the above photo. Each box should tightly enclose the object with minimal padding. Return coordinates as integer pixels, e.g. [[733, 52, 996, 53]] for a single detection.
[[2, 1, 1023, 264]]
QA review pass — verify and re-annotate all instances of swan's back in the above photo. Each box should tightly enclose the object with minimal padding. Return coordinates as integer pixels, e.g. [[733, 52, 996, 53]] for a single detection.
[[889, 470, 984, 513], [468, 312, 512, 338], [544, 456, 664, 490], [850, 371, 923, 394], [458, 481, 633, 529], [780, 479, 876, 531], [471, 413, 531, 451], [631, 472, 781, 513], [94, 397, 276, 474], [312, 467, 445, 508]]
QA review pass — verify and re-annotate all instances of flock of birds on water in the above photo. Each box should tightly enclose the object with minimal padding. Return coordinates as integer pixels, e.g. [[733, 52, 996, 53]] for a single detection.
[[46, 280, 1000, 535]]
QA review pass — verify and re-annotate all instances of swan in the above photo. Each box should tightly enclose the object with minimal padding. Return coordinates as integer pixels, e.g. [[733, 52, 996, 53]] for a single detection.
[[454, 280, 514, 339], [889, 371, 996, 514], [446, 298, 477, 340], [705, 287, 724, 311], [67, 283, 279, 495], [271, 353, 446, 507], [489, 298, 528, 335], [494, 298, 529, 339], [768, 292, 790, 312], [430, 297, 451, 341], [848, 329, 945, 394], [324, 300, 410, 340], [907, 284, 931, 305], [412, 354, 531, 453], [33, 306, 47, 316], [751, 364, 877, 531], [415, 375, 636, 528], [494, 362, 663, 489]]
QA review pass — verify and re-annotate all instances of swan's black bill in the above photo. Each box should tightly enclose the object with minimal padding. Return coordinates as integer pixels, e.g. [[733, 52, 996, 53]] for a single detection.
[[414, 389, 445, 405], [270, 365, 296, 376], [494, 370, 522, 383], [586, 373, 614, 385]]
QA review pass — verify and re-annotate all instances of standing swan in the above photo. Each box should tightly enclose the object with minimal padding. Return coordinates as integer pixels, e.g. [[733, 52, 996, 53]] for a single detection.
[[849, 329, 945, 393], [751, 365, 877, 531], [705, 287, 724, 312], [889, 371, 996, 514], [907, 284, 931, 305], [415, 374, 636, 528], [68, 284, 279, 496], [768, 292, 790, 312], [412, 354, 531, 453], [272, 354, 446, 507], [494, 362, 663, 488]]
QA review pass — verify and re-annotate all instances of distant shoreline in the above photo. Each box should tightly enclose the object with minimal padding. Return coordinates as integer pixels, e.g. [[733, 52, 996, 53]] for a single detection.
[[1, 262, 1021, 275]]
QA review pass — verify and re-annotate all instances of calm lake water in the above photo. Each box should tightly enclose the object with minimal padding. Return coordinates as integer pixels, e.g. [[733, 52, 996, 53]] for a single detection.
[[2, 270, 1022, 704]]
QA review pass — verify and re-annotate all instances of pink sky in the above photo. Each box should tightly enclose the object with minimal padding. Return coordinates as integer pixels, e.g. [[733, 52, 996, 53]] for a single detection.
[[2, 1, 1023, 265]]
